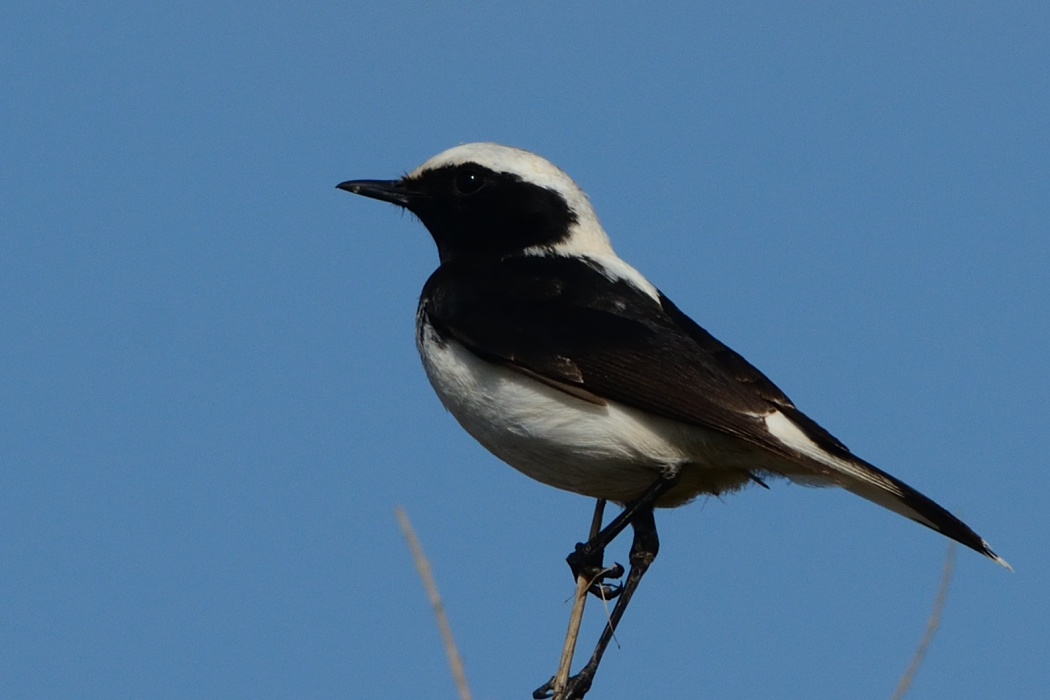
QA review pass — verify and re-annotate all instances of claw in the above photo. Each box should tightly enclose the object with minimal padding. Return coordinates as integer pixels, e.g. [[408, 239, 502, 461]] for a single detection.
[[588, 581, 623, 599], [532, 677, 555, 699], [568, 544, 626, 600], [586, 562, 625, 599], [566, 542, 602, 579]]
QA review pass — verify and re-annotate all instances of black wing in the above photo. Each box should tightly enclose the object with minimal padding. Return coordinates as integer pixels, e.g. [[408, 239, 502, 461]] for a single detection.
[[421, 254, 846, 465], [420, 254, 1006, 564]]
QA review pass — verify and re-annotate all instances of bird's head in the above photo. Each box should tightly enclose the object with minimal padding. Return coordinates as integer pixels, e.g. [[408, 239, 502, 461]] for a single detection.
[[338, 143, 614, 264]]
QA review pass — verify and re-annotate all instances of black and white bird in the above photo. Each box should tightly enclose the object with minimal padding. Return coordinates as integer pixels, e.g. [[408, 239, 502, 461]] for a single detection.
[[338, 142, 1007, 696]]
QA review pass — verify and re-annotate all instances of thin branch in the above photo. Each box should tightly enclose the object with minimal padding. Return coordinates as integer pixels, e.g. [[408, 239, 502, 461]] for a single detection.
[[551, 499, 607, 700], [395, 506, 472, 700], [888, 543, 957, 700]]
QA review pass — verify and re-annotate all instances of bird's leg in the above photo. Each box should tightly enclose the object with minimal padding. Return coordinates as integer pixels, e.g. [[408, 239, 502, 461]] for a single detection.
[[566, 471, 679, 598], [534, 472, 678, 700], [559, 506, 661, 699]]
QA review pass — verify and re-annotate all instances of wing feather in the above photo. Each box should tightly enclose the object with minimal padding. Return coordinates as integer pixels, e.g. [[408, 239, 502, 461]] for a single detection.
[[419, 254, 1005, 565], [422, 255, 797, 453]]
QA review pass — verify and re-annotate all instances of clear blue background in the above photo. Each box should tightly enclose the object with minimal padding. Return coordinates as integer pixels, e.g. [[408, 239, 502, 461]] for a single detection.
[[2, 3, 1047, 698]]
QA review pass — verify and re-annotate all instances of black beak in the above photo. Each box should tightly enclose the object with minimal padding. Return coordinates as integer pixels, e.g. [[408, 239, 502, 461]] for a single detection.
[[336, 179, 412, 207]]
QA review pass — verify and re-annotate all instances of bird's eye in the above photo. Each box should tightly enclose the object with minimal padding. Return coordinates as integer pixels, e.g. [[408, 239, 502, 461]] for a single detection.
[[453, 169, 486, 195]]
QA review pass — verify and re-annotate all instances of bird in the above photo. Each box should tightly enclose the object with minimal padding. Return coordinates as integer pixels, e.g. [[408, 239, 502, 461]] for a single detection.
[[338, 142, 1007, 697]]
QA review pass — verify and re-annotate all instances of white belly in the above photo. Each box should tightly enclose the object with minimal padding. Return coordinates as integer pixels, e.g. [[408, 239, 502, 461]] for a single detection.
[[417, 322, 763, 504]]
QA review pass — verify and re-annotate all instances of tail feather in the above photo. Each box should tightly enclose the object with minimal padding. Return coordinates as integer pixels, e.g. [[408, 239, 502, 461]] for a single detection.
[[763, 411, 1009, 569], [841, 460, 1011, 570]]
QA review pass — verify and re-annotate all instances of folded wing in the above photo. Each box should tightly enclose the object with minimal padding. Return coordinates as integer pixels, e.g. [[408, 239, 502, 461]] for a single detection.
[[422, 254, 1006, 566]]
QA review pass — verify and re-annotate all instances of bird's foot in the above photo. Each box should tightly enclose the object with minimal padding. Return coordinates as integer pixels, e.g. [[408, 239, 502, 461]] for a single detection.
[[567, 542, 625, 599], [532, 677, 555, 699], [561, 669, 594, 699], [533, 669, 595, 700]]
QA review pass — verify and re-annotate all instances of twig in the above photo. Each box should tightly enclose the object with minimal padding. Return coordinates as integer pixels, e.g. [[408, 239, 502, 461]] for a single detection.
[[888, 543, 957, 700], [551, 499, 607, 699], [395, 506, 472, 700]]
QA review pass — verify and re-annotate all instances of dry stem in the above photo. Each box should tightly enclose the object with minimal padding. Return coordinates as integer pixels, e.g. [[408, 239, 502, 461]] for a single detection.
[[888, 543, 957, 700], [395, 505, 472, 700], [551, 499, 607, 699]]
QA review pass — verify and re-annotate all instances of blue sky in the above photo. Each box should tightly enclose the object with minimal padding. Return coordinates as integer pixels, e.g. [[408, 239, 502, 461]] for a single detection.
[[2, 3, 1047, 698]]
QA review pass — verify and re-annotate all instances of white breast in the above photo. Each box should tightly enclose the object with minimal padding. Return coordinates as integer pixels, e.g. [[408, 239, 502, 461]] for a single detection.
[[416, 319, 764, 504]]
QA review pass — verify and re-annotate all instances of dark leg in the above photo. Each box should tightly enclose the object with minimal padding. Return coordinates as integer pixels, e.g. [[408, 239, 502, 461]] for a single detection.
[[566, 472, 679, 598], [560, 506, 661, 699], [534, 472, 677, 700]]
